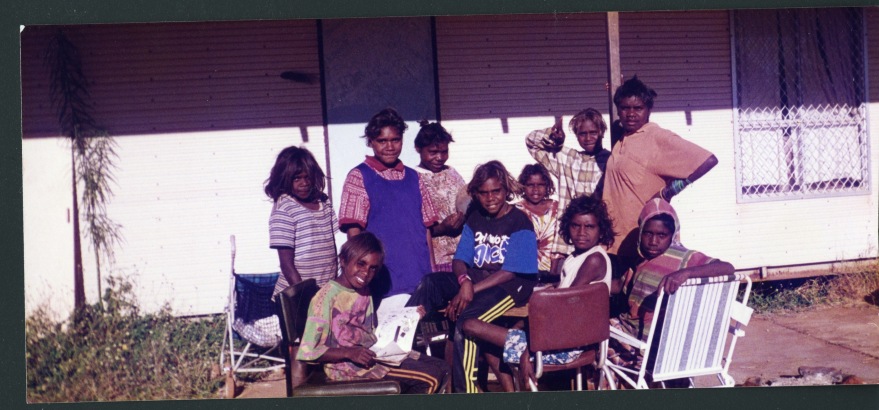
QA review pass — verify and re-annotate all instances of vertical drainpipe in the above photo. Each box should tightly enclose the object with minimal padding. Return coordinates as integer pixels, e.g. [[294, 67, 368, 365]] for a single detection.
[[606, 12, 621, 123], [316, 19, 333, 200]]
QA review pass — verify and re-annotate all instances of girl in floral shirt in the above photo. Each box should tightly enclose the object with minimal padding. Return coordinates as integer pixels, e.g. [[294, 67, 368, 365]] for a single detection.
[[297, 232, 449, 394]]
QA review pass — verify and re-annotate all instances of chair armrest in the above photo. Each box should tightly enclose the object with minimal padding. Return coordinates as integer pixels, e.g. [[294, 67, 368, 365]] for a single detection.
[[292, 368, 401, 396], [293, 380, 401, 396], [609, 326, 646, 350], [729, 301, 753, 326]]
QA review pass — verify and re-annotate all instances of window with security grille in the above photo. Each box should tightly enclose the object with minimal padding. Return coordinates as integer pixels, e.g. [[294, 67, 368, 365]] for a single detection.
[[732, 8, 870, 202]]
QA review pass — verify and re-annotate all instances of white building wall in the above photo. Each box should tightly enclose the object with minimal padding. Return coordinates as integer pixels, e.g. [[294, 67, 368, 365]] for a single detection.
[[22, 10, 879, 319], [22, 139, 76, 320], [434, 12, 611, 195], [22, 20, 325, 317], [617, 10, 878, 272]]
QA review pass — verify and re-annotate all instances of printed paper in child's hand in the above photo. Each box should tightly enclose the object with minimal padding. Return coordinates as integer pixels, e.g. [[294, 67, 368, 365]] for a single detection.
[[370, 306, 421, 366]]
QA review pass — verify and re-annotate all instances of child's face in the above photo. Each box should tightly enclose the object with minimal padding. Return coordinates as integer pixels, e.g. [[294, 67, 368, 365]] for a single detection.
[[475, 177, 507, 217], [369, 126, 403, 167], [617, 95, 651, 135], [522, 174, 548, 206], [416, 142, 449, 173], [640, 218, 673, 260], [568, 213, 600, 252], [337, 251, 381, 293], [574, 119, 603, 154], [291, 171, 312, 201]]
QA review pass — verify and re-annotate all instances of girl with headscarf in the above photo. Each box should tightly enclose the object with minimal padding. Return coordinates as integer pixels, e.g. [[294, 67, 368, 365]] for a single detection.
[[613, 198, 734, 342]]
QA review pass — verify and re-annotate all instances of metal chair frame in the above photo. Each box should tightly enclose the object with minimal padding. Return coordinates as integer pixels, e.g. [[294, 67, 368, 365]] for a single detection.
[[220, 235, 285, 377], [606, 273, 753, 389]]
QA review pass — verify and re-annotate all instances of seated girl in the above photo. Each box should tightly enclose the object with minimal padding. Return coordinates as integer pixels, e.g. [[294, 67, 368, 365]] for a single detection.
[[514, 163, 564, 281], [406, 160, 538, 393], [462, 195, 616, 389], [296, 232, 450, 394], [610, 198, 734, 366]]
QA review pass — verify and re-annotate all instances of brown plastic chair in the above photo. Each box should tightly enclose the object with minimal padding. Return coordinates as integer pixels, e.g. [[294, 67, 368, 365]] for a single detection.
[[514, 282, 612, 391], [276, 279, 400, 397]]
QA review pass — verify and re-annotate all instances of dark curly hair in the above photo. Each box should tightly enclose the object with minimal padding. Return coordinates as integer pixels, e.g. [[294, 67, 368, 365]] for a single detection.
[[558, 195, 615, 248], [414, 120, 455, 149], [363, 107, 408, 146], [613, 75, 658, 109], [467, 160, 520, 203], [264, 146, 328, 202], [517, 163, 555, 198]]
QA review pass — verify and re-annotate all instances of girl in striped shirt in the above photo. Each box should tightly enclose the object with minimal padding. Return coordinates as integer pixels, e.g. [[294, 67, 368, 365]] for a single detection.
[[264, 146, 339, 299]]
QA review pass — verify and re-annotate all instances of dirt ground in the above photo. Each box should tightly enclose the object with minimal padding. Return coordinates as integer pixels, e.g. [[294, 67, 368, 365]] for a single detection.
[[234, 302, 879, 398]]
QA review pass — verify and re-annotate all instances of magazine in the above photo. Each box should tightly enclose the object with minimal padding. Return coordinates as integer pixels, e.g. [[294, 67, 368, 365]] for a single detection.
[[370, 305, 421, 366]]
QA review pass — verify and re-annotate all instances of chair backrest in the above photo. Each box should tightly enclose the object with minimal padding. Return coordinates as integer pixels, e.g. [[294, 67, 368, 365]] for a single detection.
[[650, 274, 744, 381], [528, 282, 609, 353], [234, 272, 281, 323], [277, 278, 320, 344]]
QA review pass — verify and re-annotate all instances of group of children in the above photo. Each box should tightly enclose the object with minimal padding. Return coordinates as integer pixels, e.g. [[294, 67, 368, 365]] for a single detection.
[[262, 77, 733, 394]]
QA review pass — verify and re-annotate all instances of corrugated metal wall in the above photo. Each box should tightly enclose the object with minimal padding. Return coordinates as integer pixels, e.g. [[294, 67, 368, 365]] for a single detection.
[[616, 11, 741, 262], [22, 21, 322, 137], [868, 8, 879, 101], [612, 9, 877, 271], [21, 10, 879, 318], [436, 13, 609, 120], [618, 11, 733, 112], [434, 12, 611, 184], [22, 20, 325, 316]]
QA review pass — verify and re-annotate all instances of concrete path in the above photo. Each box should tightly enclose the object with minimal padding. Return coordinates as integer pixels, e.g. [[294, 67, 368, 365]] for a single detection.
[[728, 304, 879, 385]]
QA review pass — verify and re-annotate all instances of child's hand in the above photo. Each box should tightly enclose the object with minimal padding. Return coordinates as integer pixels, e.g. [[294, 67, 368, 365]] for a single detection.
[[435, 212, 465, 236], [446, 282, 474, 321], [345, 347, 377, 367], [539, 125, 565, 151], [416, 305, 426, 319], [444, 212, 465, 231], [659, 270, 690, 294]]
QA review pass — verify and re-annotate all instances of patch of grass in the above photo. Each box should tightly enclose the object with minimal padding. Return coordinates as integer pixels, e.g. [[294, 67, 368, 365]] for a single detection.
[[26, 276, 227, 402], [749, 259, 879, 314]]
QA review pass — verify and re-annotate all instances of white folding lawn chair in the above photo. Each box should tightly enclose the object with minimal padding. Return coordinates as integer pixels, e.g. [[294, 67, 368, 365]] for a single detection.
[[606, 273, 753, 389], [219, 235, 286, 378]]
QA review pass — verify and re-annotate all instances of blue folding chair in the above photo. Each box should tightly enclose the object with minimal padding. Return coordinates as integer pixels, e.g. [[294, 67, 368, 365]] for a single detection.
[[220, 235, 285, 383]]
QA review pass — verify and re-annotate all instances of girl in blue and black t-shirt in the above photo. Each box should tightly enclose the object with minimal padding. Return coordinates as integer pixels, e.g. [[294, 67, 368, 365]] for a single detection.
[[407, 160, 538, 393]]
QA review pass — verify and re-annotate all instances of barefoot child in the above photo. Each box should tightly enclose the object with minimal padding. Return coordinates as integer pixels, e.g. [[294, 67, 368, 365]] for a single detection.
[[296, 232, 450, 394], [407, 160, 539, 393], [265, 146, 339, 298], [414, 121, 467, 272], [514, 163, 563, 280], [463, 195, 616, 389]]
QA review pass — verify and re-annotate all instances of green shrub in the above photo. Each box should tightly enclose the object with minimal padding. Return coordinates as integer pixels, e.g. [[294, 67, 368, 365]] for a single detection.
[[26, 276, 226, 402]]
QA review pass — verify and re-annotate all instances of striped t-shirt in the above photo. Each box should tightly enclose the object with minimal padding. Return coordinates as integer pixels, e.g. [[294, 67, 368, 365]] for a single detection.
[[269, 195, 339, 298]]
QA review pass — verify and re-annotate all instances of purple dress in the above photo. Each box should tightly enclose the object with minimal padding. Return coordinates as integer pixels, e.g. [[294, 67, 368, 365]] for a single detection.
[[357, 163, 432, 298]]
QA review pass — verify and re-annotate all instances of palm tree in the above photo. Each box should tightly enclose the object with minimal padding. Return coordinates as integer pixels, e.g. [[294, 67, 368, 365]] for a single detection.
[[45, 29, 121, 312]]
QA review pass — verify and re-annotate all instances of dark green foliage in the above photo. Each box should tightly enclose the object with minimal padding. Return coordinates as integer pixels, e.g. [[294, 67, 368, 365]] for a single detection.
[[26, 277, 226, 402]]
